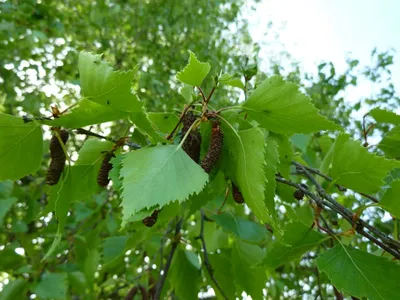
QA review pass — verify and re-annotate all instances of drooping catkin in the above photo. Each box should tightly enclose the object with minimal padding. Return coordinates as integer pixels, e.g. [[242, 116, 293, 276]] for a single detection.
[[201, 120, 223, 173], [232, 183, 245, 204], [142, 209, 160, 227], [46, 130, 69, 185], [181, 112, 202, 163], [97, 151, 115, 187]]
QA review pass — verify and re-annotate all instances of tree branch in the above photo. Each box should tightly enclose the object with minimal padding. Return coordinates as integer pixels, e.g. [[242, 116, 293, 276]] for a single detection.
[[275, 175, 400, 259], [293, 161, 378, 203], [154, 218, 182, 300], [293, 161, 400, 249], [75, 128, 141, 149], [196, 209, 229, 300]]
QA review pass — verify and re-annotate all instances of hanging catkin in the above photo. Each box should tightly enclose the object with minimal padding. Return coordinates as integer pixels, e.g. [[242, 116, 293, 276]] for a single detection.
[[97, 151, 115, 187], [46, 130, 69, 185], [142, 209, 160, 227], [232, 182, 245, 204], [181, 112, 202, 163], [201, 120, 223, 173]]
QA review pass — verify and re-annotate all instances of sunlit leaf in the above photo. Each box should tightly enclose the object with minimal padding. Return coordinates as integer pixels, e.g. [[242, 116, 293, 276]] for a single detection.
[[221, 122, 273, 224], [176, 51, 211, 86], [42, 99, 128, 128], [241, 76, 340, 134], [369, 108, 400, 124], [378, 125, 400, 159], [0, 113, 43, 180], [331, 134, 400, 194], [120, 145, 208, 224], [379, 179, 400, 218], [79, 51, 142, 112]]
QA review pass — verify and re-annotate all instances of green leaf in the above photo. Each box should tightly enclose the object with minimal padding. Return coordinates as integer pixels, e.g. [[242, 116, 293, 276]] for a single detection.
[[263, 221, 326, 269], [264, 138, 279, 219], [223, 78, 245, 90], [0, 279, 28, 300], [130, 111, 165, 143], [379, 179, 400, 218], [120, 145, 208, 223], [317, 244, 400, 300], [291, 134, 311, 153], [0, 113, 43, 180], [270, 133, 294, 203], [42, 99, 129, 128], [241, 76, 340, 134], [0, 197, 17, 225], [221, 123, 273, 224], [232, 239, 266, 299], [169, 249, 200, 300], [208, 252, 236, 299], [331, 134, 400, 194], [109, 154, 123, 190], [44, 139, 112, 259], [179, 85, 193, 101], [369, 108, 400, 124], [103, 236, 129, 264], [148, 112, 179, 134], [378, 125, 400, 159], [34, 273, 68, 300], [176, 51, 211, 86], [212, 212, 271, 244], [78, 51, 142, 112]]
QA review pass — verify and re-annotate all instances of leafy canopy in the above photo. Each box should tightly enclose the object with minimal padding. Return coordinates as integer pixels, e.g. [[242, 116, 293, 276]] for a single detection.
[[1, 26, 400, 299]]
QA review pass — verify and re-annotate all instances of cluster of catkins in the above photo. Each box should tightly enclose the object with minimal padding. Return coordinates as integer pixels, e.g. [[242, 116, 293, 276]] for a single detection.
[[183, 112, 245, 201]]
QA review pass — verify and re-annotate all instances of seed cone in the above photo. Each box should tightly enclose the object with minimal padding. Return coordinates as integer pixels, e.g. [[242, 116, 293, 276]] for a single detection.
[[293, 189, 304, 200], [97, 151, 115, 187], [201, 120, 223, 173], [232, 183, 245, 204], [142, 210, 159, 227], [46, 130, 69, 185], [181, 112, 202, 163]]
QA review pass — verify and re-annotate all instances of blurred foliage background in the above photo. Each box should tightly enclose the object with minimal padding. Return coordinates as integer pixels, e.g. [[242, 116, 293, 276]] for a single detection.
[[0, 0, 399, 299]]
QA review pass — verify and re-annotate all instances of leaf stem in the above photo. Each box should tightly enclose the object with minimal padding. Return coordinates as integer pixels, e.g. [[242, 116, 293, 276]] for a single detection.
[[177, 119, 201, 150], [166, 100, 198, 140], [216, 105, 243, 114]]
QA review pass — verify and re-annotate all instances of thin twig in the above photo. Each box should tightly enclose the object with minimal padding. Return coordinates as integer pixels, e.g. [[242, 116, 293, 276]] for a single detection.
[[197, 87, 207, 103], [75, 128, 141, 149], [275, 176, 400, 259], [166, 103, 195, 140], [205, 85, 217, 104], [293, 161, 378, 203], [196, 209, 229, 300], [294, 162, 400, 249], [154, 218, 182, 300]]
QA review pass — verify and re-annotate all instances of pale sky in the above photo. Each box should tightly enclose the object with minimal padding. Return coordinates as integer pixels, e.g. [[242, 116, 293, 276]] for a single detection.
[[247, 0, 400, 109]]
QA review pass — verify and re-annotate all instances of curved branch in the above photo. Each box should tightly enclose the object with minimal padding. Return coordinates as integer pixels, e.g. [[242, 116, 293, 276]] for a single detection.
[[154, 218, 182, 300], [196, 209, 229, 300]]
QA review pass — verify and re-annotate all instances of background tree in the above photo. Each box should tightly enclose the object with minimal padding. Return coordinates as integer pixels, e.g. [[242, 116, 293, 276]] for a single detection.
[[1, 1, 400, 300]]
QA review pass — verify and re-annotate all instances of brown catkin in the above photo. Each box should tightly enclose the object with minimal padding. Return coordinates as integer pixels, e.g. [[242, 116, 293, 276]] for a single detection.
[[293, 189, 304, 200], [97, 151, 115, 187], [142, 209, 159, 227], [46, 130, 69, 185], [232, 183, 245, 204], [201, 120, 223, 173], [181, 112, 202, 163]]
